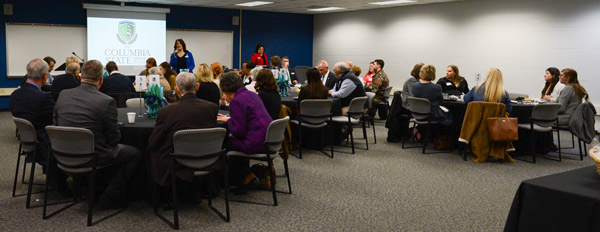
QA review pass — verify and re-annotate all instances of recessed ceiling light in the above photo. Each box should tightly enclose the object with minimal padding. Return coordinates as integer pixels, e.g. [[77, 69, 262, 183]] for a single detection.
[[235, 1, 274, 7], [369, 0, 416, 6], [307, 7, 345, 12]]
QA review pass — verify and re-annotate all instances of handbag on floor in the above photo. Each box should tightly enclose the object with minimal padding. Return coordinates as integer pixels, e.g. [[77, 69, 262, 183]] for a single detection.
[[487, 104, 518, 142]]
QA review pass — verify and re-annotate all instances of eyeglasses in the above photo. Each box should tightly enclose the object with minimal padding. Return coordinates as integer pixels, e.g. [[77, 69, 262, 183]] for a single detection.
[[559, 74, 565, 77]]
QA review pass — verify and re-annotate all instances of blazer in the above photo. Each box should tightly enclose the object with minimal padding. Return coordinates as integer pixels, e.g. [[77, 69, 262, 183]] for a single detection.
[[463, 84, 512, 113], [10, 82, 55, 163], [251, 53, 269, 66], [557, 85, 582, 126], [412, 82, 452, 125], [401, 77, 418, 109], [196, 81, 221, 106], [51, 73, 80, 101], [147, 94, 218, 186], [228, 87, 273, 154], [568, 102, 597, 144], [323, 70, 337, 90], [458, 102, 515, 163], [99, 72, 135, 95], [54, 83, 120, 160], [169, 51, 195, 73], [287, 67, 298, 83]]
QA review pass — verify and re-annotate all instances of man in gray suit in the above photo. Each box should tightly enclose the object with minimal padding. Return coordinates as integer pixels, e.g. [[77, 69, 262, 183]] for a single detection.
[[54, 60, 141, 209]]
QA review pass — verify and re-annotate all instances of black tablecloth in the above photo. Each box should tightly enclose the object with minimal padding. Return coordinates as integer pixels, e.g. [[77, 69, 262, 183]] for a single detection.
[[117, 108, 228, 150], [504, 166, 600, 232], [279, 91, 344, 149], [280, 91, 342, 117]]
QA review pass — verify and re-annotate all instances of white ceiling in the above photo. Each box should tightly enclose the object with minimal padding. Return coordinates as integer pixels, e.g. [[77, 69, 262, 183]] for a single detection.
[[107, 0, 464, 14]]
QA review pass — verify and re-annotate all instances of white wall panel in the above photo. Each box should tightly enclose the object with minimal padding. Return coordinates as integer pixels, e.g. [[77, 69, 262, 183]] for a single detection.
[[314, 0, 600, 103]]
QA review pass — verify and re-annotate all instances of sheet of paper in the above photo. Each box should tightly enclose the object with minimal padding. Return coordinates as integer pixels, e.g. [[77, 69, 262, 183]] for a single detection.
[[148, 74, 160, 86], [135, 75, 147, 91]]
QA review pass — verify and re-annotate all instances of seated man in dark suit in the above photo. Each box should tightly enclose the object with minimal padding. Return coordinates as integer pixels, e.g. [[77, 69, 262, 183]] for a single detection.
[[54, 60, 141, 209], [51, 62, 80, 101], [100, 61, 136, 94], [147, 72, 219, 187], [317, 60, 337, 90], [10, 58, 70, 195]]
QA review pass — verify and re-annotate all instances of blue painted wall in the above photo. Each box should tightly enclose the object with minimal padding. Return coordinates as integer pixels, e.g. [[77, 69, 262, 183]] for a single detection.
[[241, 10, 314, 68], [0, 0, 313, 109]]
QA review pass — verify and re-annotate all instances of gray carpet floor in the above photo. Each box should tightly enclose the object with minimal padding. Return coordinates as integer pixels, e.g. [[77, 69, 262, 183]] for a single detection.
[[0, 111, 594, 231]]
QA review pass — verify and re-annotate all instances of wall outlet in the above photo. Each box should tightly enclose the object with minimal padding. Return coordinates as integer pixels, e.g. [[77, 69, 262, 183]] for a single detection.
[[4, 4, 13, 15], [475, 73, 481, 82]]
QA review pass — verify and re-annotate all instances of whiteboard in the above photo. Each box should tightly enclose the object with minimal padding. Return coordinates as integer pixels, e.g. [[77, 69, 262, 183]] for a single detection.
[[5, 24, 234, 77], [6, 24, 87, 77], [166, 30, 233, 70]]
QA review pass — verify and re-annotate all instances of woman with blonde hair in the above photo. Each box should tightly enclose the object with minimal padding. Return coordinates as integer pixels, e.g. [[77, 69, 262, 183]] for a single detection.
[[412, 64, 452, 124], [194, 63, 221, 106], [464, 68, 512, 112]]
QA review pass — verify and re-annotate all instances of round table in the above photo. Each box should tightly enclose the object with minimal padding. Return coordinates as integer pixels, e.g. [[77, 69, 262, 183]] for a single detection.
[[117, 108, 228, 150], [280, 91, 343, 117]]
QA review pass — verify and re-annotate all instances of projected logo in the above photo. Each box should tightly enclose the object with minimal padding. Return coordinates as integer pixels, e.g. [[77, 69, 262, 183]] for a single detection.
[[117, 21, 137, 45]]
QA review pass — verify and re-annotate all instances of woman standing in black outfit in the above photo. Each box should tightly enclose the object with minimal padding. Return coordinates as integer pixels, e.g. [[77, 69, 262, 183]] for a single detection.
[[255, 69, 281, 120]]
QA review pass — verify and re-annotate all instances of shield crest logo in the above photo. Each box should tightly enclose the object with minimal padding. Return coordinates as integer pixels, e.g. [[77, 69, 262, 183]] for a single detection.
[[117, 21, 137, 44]]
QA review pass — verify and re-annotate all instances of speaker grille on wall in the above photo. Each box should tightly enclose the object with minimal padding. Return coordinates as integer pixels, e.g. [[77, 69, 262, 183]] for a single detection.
[[232, 16, 240, 26], [4, 4, 14, 15]]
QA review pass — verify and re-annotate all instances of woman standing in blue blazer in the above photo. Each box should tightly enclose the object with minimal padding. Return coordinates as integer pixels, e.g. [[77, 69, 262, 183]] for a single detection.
[[169, 39, 195, 74]]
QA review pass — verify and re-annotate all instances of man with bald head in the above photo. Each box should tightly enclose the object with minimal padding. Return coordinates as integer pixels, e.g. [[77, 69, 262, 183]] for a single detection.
[[317, 60, 337, 89], [147, 72, 218, 187], [54, 60, 141, 209]]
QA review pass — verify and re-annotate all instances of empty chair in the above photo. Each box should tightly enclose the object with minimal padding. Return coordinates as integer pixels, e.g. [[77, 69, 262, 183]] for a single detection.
[[330, 96, 369, 154], [509, 92, 529, 100], [12, 117, 41, 208], [125, 98, 145, 108], [44, 126, 124, 227], [226, 117, 291, 206], [293, 65, 310, 84], [290, 99, 334, 159], [158, 127, 229, 230], [517, 103, 562, 163]]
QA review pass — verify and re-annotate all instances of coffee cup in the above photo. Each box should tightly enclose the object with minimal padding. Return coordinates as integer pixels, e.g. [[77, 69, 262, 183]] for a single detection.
[[127, 112, 136, 123]]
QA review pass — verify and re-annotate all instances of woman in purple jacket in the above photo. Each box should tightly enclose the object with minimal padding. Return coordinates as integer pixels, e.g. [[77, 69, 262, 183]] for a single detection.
[[217, 72, 273, 193]]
